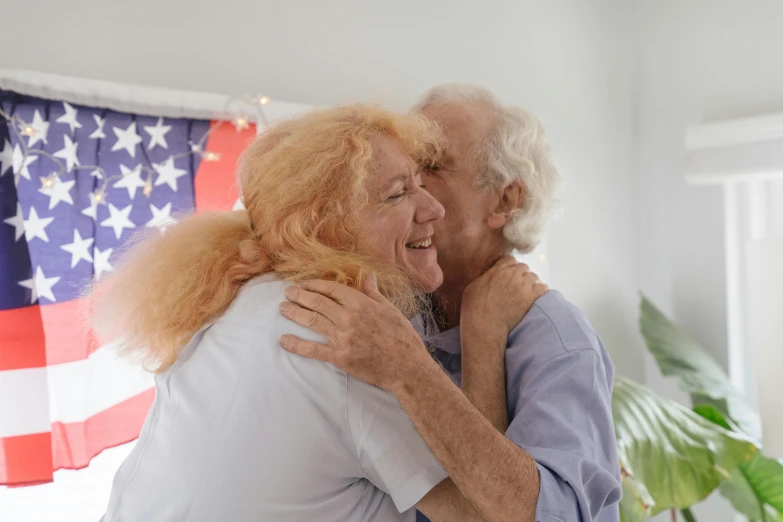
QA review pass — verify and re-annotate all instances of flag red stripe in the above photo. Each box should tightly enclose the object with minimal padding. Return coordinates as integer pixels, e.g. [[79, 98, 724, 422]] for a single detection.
[[194, 120, 256, 211], [41, 298, 101, 366], [0, 305, 46, 371], [0, 431, 52, 486], [0, 299, 101, 370], [0, 388, 154, 486]]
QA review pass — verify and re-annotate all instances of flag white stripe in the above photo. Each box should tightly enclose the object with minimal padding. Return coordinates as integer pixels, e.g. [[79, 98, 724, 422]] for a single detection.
[[0, 367, 52, 437], [47, 344, 154, 424], [0, 345, 153, 437]]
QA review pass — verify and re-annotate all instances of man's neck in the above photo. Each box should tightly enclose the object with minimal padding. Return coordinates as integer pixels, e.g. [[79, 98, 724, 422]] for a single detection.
[[435, 246, 508, 331]]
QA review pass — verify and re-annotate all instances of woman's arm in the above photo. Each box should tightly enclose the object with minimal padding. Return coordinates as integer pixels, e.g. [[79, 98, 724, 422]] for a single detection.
[[414, 322, 509, 522], [460, 320, 509, 433]]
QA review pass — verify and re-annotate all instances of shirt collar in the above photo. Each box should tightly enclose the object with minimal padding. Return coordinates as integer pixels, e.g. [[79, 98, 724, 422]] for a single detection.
[[411, 315, 461, 355]]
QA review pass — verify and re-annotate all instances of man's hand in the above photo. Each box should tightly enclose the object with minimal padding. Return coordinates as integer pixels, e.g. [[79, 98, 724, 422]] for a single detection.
[[461, 255, 548, 336], [278, 275, 428, 392]]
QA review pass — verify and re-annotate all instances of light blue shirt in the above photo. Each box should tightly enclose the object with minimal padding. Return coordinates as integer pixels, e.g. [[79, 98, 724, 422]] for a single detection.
[[101, 275, 447, 522], [418, 290, 622, 522]]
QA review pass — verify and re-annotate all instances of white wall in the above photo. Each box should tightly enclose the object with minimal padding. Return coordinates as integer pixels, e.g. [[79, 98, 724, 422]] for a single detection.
[[636, 0, 783, 393], [636, 2, 783, 520], [0, 0, 644, 380]]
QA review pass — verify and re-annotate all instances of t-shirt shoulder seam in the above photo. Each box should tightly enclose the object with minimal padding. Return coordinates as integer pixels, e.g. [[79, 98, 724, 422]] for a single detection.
[[532, 301, 568, 352], [531, 301, 599, 356], [537, 346, 599, 372]]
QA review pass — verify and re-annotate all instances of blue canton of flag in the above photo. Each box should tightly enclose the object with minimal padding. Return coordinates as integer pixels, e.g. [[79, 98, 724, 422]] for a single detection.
[[0, 91, 210, 308]]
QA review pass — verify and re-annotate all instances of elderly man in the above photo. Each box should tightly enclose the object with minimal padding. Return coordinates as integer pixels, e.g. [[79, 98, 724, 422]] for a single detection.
[[280, 84, 622, 521]]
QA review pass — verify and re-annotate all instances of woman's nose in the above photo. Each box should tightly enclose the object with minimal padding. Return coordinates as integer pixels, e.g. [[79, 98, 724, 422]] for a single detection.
[[416, 188, 445, 223]]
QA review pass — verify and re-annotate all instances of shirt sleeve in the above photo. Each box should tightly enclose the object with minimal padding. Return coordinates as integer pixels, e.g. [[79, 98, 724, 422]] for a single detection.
[[506, 348, 622, 522], [346, 376, 448, 513]]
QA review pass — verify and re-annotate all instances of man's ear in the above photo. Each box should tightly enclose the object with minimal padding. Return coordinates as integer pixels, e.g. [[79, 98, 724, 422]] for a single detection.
[[487, 181, 525, 230]]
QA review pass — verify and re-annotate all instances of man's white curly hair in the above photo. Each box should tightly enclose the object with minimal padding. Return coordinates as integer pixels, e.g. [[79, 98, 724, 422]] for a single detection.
[[413, 83, 560, 253]]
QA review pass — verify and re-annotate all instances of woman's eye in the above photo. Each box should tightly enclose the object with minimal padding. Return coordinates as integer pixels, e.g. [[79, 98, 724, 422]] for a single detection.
[[426, 164, 441, 172], [387, 192, 405, 201], [418, 184, 427, 189]]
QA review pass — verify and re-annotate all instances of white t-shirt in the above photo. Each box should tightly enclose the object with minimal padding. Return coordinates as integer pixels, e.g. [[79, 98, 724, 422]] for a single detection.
[[101, 275, 447, 522]]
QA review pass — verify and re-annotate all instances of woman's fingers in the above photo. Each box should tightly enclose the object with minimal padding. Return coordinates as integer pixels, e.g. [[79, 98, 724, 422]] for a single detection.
[[279, 301, 335, 339]]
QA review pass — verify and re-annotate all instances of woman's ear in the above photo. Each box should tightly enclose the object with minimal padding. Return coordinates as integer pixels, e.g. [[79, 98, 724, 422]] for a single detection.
[[487, 181, 525, 230]]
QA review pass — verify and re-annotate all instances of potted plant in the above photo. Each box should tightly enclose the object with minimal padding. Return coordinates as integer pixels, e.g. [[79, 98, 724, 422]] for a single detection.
[[613, 297, 783, 521]]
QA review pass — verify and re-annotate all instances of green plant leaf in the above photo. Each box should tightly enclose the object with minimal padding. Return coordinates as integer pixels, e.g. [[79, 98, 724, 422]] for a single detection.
[[719, 455, 783, 521], [692, 404, 738, 431], [640, 296, 761, 440], [619, 470, 654, 522], [692, 397, 783, 519], [720, 464, 765, 520], [613, 377, 757, 514]]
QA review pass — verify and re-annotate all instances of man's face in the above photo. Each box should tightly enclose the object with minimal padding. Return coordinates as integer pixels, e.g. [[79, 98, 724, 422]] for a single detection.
[[421, 102, 497, 283]]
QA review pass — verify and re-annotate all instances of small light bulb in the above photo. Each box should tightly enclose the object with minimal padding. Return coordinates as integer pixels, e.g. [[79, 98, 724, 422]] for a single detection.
[[40, 175, 56, 189], [94, 191, 105, 203], [203, 151, 221, 162], [190, 142, 201, 153], [143, 180, 153, 197], [259, 95, 270, 105], [21, 124, 37, 136], [233, 116, 250, 131]]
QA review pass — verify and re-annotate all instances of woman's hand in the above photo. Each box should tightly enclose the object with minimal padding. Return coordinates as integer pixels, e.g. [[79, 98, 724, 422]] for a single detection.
[[460, 255, 548, 338], [278, 275, 431, 392]]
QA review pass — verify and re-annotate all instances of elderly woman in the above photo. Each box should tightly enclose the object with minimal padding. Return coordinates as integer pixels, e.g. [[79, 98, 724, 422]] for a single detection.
[[92, 105, 538, 522]]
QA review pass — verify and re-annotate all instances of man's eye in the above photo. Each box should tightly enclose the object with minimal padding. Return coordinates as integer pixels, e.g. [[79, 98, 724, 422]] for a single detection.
[[388, 192, 405, 201], [426, 164, 442, 172]]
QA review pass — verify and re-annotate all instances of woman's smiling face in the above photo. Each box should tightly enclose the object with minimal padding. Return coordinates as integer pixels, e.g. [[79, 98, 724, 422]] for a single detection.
[[353, 134, 446, 292]]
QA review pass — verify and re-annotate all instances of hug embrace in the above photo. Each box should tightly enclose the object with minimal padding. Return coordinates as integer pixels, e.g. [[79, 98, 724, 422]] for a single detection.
[[92, 84, 621, 522]]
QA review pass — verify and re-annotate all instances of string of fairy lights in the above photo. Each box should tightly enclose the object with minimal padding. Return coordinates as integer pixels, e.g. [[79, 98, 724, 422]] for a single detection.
[[0, 93, 272, 205]]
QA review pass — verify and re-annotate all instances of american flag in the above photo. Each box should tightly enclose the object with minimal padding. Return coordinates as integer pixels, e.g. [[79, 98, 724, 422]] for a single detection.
[[0, 89, 255, 486]]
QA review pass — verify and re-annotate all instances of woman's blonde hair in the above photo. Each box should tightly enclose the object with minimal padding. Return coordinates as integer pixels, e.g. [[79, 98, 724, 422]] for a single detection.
[[88, 105, 441, 372]]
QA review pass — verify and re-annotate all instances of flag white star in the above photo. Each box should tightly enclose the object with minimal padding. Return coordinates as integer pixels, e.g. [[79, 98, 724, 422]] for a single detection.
[[26, 110, 50, 147], [154, 157, 187, 191], [114, 164, 147, 199], [39, 178, 76, 210], [3, 202, 24, 241], [0, 139, 12, 177], [146, 202, 176, 232], [53, 135, 80, 171], [12, 145, 37, 185], [90, 168, 103, 179], [60, 229, 94, 268], [111, 121, 143, 158], [90, 114, 106, 139], [18, 266, 60, 304], [144, 117, 172, 150], [82, 192, 100, 220], [23, 206, 54, 242], [56, 102, 82, 133], [94, 247, 114, 278], [100, 203, 135, 239]]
